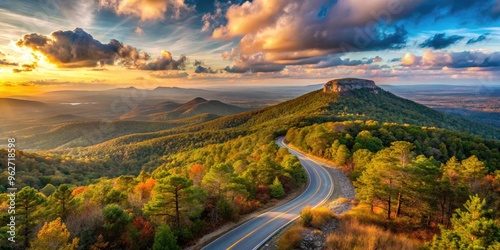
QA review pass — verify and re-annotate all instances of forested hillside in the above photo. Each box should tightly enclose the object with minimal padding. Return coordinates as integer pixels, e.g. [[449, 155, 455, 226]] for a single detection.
[[56, 88, 500, 173], [1, 87, 499, 249], [283, 120, 500, 248], [0, 133, 307, 249]]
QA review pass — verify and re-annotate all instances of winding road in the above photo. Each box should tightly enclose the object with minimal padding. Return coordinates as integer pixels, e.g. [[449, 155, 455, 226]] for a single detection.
[[202, 137, 334, 250]]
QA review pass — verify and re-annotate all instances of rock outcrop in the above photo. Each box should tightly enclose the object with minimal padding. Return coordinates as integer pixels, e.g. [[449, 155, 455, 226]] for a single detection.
[[323, 78, 377, 93]]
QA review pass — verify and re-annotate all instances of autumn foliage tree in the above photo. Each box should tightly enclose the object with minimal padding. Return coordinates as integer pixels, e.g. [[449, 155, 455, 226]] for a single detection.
[[189, 164, 205, 186], [28, 218, 79, 250], [132, 217, 155, 249], [135, 177, 156, 201]]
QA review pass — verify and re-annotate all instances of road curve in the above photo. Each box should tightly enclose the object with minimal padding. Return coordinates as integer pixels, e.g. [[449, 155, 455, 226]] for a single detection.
[[202, 137, 334, 250]]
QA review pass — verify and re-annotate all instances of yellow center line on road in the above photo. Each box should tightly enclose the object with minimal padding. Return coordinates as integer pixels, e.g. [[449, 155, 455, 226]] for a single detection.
[[226, 160, 324, 250]]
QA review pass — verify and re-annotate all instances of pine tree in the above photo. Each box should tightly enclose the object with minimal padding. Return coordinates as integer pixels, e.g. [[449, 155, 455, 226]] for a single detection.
[[17, 186, 46, 248], [144, 175, 202, 228], [460, 155, 488, 192], [51, 184, 76, 220], [430, 195, 500, 249], [356, 141, 419, 219], [102, 204, 132, 248], [334, 144, 350, 166], [152, 224, 181, 250], [270, 177, 285, 198]]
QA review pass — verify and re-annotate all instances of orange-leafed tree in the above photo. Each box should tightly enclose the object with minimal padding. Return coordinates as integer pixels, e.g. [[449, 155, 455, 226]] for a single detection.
[[71, 187, 87, 196], [189, 164, 205, 186], [135, 178, 157, 201], [132, 217, 155, 249]]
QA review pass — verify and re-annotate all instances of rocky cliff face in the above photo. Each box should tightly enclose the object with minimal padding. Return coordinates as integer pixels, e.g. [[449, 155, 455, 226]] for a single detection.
[[323, 78, 377, 93]]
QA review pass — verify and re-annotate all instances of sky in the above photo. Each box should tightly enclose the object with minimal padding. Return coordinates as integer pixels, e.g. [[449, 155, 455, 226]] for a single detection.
[[0, 0, 499, 95]]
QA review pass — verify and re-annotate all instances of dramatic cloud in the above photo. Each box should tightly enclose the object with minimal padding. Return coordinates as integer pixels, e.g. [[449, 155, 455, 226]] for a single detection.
[[139, 50, 186, 70], [419, 33, 465, 49], [224, 52, 285, 73], [0, 51, 17, 67], [98, 0, 191, 21], [402, 52, 418, 66], [221, 48, 237, 60], [214, 1, 409, 54], [195, 65, 220, 74], [212, 0, 499, 73], [12, 63, 37, 73], [0, 59, 18, 67], [193, 60, 220, 74], [150, 71, 189, 78], [402, 50, 500, 68], [213, 0, 412, 72], [202, 1, 228, 32], [467, 34, 489, 45], [16, 28, 150, 68], [313, 55, 382, 68]]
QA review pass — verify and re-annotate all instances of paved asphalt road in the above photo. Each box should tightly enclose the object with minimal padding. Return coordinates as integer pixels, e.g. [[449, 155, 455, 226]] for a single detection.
[[202, 137, 334, 250]]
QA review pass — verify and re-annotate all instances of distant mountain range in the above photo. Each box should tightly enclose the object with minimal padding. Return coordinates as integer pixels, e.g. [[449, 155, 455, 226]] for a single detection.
[[119, 97, 248, 120], [0, 98, 49, 115], [0, 96, 250, 150]]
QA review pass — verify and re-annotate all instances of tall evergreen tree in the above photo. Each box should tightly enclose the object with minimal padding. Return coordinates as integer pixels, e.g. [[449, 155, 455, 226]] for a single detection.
[[51, 184, 76, 220], [152, 225, 180, 250], [269, 177, 285, 198], [17, 186, 46, 248], [144, 175, 203, 228], [431, 195, 500, 249]]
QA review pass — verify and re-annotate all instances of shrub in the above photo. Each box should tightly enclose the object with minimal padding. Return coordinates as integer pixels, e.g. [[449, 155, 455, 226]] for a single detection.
[[310, 207, 336, 228], [277, 226, 304, 250], [325, 217, 421, 250], [300, 206, 336, 228], [300, 206, 313, 226]]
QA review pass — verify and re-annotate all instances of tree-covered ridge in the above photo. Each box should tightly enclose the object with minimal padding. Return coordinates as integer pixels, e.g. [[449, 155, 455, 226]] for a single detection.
[[10, 115, 220, 151], [285, 120, 500, 247], [286, 120, 500, 171], [0, 133, 307, 249], [49, 87, 498, 178], [68, 88, 499, 165], [332, 89, 500, 140]]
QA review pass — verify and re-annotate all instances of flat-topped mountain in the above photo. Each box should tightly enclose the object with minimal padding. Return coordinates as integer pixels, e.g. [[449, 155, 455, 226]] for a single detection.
[[324, 78, 377, 93]]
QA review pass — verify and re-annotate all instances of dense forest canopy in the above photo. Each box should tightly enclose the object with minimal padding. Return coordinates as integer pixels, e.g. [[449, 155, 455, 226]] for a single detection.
[[285, 120, 500, 248]]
